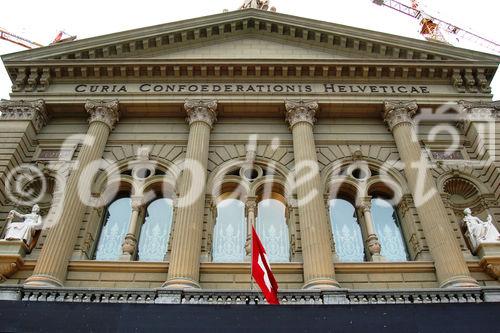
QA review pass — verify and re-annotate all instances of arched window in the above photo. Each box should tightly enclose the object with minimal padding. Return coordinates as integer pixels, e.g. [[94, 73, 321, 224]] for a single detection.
[[95, 197, 132, 261], [329, 199, 364, 262], [212, 199, 246, 262], [371, 198, 408, 262], [256, 198, 290, 263], [137, 198, 174, 262]]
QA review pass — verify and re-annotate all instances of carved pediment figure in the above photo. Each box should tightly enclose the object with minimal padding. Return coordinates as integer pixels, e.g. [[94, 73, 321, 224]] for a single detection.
[[462, 208, 500, 252], [3, 205, 43, 245]]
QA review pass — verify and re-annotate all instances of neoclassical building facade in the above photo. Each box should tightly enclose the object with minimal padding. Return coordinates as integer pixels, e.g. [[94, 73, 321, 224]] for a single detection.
[[0, 8, 499, 310]]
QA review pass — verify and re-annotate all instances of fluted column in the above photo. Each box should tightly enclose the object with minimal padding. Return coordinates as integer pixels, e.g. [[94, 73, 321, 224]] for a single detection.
[[120, 196, 144, 261], [358, 198, 384, 262], [285, 100, 339, 290], [25, 100, 119, 287], [164, 100, 217, 289], [384, 100, 478, 288]]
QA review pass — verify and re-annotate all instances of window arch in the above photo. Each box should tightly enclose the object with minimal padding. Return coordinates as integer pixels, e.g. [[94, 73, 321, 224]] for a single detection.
[[371, 198, 409, 261], [256, 196, 290, 263], [137, 198, 174, 261], [95, 197, 132, 261], [93, 160, 177, 262], [212, 198, 246, 262], [329, 198, 364, 262]]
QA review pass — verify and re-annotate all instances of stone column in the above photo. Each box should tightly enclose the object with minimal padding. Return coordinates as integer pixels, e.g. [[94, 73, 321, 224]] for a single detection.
[[285, 100, 339, 290], [163, 100, 217, 289], [120, 196, 144, 261], [383, 100, 478, 288], [25, 100, 119, 287], [244, 198, 257, 260], [358, 198, 384, 262]]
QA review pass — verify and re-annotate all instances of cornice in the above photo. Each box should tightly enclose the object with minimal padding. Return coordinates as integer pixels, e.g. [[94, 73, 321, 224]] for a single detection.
[[5, 60, 497, 94], [3, 9, 499, 63]]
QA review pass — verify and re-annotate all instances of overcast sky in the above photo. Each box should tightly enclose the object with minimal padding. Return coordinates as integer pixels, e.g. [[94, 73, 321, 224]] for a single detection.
[[1, 0, 498, 99]]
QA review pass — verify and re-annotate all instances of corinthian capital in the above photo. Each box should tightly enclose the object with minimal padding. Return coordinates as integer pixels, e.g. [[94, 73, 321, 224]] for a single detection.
[[285, 100, 318, 128], [184, 100, 218, 128], [85, 99, 120, 130], [383, 100, 418, 132], [459, 100, 499, 122], [0, 99, 48, 133]]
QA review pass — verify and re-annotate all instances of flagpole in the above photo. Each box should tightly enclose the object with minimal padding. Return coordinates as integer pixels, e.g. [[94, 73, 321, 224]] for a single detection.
[[250, 225, 254, 291]]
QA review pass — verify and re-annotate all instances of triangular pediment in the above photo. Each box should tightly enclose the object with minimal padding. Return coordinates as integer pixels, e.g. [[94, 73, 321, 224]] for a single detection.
[[3, 9, 499, 63]]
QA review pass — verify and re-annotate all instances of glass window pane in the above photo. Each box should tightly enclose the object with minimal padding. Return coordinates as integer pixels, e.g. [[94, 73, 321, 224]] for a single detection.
[[138, 198, 174, 262], [212, 199, 246, 262], [256, 199, 290, 263], [329, 199, 364, 262], [95, 198, 132, 261], [371, 198, 408, 262]]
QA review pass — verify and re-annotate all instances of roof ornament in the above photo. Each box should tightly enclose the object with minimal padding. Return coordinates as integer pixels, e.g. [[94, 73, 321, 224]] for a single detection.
[[240, 0, 276, 12]]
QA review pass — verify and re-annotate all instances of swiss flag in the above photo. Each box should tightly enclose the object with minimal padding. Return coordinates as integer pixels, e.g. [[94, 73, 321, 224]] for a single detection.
[[252, 226, 280, 305]]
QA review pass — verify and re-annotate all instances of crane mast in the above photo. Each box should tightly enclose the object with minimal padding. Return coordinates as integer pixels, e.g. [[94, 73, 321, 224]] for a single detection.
[[373, 0, 500, 54]]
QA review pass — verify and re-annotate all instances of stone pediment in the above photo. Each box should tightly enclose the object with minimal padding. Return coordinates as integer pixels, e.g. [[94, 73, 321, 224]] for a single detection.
[[140, 35, 368, 60], [3, 9, 499, 63]]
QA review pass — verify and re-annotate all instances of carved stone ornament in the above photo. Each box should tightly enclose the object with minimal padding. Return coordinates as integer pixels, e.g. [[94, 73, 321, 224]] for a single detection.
[[85, 99, 120, 130], [184, 100, 218, 128], [285, 100, 318, 128], [383, 100, 418, 132], [459, 100, 499, 125], [0, 99, 48, 133]]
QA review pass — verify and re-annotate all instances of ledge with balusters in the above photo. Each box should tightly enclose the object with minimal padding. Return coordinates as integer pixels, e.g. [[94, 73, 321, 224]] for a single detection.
[[0, 285, 499, 304]]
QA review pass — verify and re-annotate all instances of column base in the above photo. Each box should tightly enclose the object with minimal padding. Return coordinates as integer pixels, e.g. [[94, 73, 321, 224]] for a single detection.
[[439, 275, 479, 289], [24, 274, 64, 288], [162, 277, 201, 290], [303, 278, 341, 290]]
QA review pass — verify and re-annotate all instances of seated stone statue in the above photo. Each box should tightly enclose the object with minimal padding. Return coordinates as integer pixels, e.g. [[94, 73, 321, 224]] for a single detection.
[[463, 208, 500, 252], [3, 205, 43, 245]]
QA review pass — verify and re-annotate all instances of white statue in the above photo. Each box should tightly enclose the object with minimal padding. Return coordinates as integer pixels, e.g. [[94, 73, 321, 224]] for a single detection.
[[2, 205, 43, 245], [463, 208, 500, 252], [241, 0, 269, 10]]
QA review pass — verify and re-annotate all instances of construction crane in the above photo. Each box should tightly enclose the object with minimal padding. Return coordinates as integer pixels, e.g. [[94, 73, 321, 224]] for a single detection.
[[372, 0, 500, 55], [1, 28, 76, 49], [0, 27, 43, 49]]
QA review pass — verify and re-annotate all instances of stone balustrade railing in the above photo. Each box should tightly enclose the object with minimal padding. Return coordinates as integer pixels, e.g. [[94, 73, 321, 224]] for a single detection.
[[0, 286, 498, 304]]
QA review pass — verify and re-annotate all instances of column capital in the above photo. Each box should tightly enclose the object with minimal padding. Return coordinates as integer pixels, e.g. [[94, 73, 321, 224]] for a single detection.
[[458, 100, 499, 124], [184, 100, 218, 128], [85, 99, 120, 130], [383, 100, 418, 131], [357, 197, 372, 213], [285, 100, 318, 128], [0, 99, 48, 133], [245, 197, 258, 215], [130, 195, 145, 211]]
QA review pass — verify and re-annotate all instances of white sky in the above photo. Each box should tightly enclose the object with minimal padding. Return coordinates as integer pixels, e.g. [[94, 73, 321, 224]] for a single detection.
[[1, 0, 499, 99]]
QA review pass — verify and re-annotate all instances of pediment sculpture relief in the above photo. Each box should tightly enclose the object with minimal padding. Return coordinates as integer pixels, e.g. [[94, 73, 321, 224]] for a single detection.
[[462, 208, 500, 252]]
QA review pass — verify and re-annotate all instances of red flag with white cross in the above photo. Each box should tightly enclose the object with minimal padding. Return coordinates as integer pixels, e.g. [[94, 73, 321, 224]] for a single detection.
[[251, 225, 280, 305]]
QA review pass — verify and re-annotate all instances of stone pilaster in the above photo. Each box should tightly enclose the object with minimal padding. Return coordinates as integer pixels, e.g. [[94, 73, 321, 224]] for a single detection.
[[163, 100, 217, 289], [0, 100, 48, 205], [25, 100, 119, 287], [384, 100, 478, 288], [285, 100, 339, 290]]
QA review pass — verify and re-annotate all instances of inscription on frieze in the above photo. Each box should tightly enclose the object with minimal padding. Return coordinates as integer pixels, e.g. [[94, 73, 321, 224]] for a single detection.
[[72, 83, 433, 95]]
